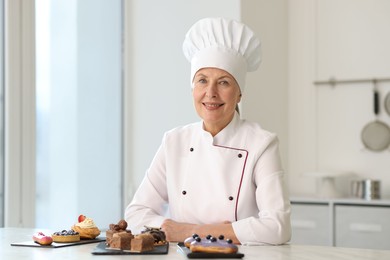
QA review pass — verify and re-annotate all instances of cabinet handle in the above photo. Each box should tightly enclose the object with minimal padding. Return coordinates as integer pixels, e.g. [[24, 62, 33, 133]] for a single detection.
[[349, 223, 382, 233], [291, 220, 316, 229]]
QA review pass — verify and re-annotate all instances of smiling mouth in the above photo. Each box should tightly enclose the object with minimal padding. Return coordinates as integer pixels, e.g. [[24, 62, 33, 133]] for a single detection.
[[203, 103, 224, 109]]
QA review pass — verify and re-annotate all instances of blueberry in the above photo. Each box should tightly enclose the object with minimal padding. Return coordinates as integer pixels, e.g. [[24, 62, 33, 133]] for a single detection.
[[218, 235, 224, 240], [227, 239, 233, 244]]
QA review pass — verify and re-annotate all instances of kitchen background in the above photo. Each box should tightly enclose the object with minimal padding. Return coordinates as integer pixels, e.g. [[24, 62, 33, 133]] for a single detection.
[[2, 0, 390, 249], [288, 0, 390, 199], [124, 0, 390, 249], [125, 0, 390, 203]]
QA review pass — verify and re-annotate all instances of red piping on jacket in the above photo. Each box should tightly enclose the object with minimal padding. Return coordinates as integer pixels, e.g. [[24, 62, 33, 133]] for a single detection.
[[213, 144, 249, 221]]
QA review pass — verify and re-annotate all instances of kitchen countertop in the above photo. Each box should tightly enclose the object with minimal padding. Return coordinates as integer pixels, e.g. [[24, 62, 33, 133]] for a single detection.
[[1, 228, 390, 259], [291, 196, 390, 206]]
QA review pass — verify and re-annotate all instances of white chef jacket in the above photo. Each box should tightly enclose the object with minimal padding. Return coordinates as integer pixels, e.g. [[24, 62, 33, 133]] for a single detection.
[[125, 112, 291, 245]]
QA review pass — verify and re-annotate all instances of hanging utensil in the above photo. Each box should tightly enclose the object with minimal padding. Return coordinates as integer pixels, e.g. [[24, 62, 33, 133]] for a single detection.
[[361, 81, 390, 151], [385, 91, 390, 116]]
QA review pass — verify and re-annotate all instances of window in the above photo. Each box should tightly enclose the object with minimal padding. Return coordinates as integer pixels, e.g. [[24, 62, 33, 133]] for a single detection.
[[35, 0, 123, 229]]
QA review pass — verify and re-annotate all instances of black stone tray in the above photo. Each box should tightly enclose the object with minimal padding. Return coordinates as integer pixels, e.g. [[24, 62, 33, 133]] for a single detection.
[[177, 242, 245, 258], [91, 241, 169, 255], [11, 237, 105, 248]]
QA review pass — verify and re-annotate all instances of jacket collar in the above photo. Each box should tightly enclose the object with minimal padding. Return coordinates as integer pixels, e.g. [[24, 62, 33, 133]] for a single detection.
[[199, 111, 241, 145]]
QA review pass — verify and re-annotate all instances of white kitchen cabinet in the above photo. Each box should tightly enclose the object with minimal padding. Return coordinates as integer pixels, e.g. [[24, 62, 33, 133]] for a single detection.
[[291, 197, 390, 250], [291, 203, 331, 246], [335, 205, 390, 250]]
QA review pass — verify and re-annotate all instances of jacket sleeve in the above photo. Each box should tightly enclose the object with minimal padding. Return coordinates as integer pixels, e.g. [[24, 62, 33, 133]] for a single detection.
[[124, 136, 168, 234], [232, 135, 291, 245]]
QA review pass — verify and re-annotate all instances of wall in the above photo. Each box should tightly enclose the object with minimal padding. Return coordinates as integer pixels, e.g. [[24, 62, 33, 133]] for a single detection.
[[124, 0, 241, 205], [0, 0, 3, 227], [288, 0, 390, 198], [241, 0, 289, 181], [124, 0, 290, 205], [4, 0, 36, 227]]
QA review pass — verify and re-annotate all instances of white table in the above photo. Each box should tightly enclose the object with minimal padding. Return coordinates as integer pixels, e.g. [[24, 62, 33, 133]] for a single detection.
[[1, 228, 390, 259]]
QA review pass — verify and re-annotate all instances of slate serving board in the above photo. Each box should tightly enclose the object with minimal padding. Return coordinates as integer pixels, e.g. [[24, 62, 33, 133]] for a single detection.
[[91, 241, 169, 255], [11, 237, 106, 248]]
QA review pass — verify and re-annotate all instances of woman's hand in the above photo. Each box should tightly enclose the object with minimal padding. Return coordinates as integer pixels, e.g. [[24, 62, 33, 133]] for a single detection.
[[160, 219, 240, 244], [160, 219, 196, 242]]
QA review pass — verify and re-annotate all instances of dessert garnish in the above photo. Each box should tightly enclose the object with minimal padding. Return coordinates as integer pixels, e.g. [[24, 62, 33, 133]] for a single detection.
[[78, 214, 86, 223]]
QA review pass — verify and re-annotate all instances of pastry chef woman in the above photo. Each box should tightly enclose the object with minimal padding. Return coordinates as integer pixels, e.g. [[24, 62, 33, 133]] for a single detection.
[[125, 17, 291, 245]]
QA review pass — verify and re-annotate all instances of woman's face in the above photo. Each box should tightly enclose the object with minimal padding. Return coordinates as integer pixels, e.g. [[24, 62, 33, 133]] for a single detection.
[[192, 67, 241, 135]]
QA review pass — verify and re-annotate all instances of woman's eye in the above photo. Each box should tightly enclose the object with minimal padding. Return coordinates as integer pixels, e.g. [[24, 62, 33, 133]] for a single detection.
[[195, 79, 208, 85], [219, 80, 229, 85]]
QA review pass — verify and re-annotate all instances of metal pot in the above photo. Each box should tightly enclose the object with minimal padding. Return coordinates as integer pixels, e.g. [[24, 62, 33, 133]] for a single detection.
[[351, 179, 381, 200]]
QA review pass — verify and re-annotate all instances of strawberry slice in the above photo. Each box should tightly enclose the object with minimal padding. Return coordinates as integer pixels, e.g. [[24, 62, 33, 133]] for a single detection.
[[78, 214, 86, 223]]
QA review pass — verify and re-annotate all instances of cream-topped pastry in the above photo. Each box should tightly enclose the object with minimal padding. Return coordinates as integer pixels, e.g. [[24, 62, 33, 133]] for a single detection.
[[75, 217, 97, 228], [71, 215, 101, 239]]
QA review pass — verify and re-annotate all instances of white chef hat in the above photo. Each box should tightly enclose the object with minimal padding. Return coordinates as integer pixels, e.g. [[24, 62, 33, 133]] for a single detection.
[[183, 17, 261, 91]]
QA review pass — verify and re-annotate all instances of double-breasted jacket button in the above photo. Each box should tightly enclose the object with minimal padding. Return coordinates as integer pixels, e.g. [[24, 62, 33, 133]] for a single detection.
[[228, 196, 234, 201], [238, 153, 242, 158], [190, 148, 194, 152], [182, 190, 187, 195]]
